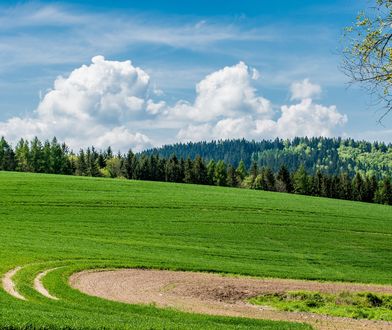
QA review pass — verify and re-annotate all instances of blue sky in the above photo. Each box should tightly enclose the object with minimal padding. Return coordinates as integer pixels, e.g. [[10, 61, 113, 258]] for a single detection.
[[0, 0, 391, 151]]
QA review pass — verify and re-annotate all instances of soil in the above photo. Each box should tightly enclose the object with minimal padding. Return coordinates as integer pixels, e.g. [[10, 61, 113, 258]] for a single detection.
[[69, 269, 392, 330], [33, 268, 59, 300], [2, 266, 26, 301]]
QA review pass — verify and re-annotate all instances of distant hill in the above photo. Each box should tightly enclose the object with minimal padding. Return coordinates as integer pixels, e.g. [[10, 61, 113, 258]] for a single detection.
[[142, 137, 392, 178]]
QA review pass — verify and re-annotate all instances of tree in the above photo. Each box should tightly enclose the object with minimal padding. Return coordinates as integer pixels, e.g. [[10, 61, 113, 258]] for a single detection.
[[0, 137, 16, 171], [183, 158, 194, 183], [226, 165, 238, 187], [293, 165, 311, 195], [206, 160, 216, 185], [124, 149, 135, 179], [276, 165, 293, 193], [236, 160, 248, 181], [76, 149, 87, 176], [165, 155, 182, 183], [15, 138, 30, 172], [352, 172, 365, 201], [264, 167, 276, 191], [29, 137, 44, 172], [214, 160, 227, 186], [342, 1, 392, 119], [375, 176, 392, 205], [192, 156, 207, 184], [250, 161, 258, 179]]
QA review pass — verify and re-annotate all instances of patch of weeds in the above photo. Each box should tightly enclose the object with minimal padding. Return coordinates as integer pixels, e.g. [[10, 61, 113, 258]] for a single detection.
[[248, 291, 392, 321]]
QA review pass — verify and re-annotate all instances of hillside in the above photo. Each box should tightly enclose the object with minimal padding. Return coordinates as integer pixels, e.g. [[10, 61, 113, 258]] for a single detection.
[[0, 172, 391, 328], [142, 137, 392, 177]]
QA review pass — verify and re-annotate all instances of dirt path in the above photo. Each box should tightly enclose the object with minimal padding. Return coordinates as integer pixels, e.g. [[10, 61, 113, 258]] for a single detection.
[[2, 266, 26, 301], [70, 269, 392, 330], [34, 268, 59, 300]]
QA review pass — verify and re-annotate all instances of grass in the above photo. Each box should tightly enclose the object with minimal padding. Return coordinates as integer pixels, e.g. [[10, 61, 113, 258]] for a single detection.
[[0, 171, 391, 329], [249, 291, 392, 321]]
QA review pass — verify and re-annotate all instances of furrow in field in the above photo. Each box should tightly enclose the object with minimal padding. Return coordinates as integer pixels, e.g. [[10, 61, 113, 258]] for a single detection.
[[34, 268, 60, 300], [2, 266, 26, 301]]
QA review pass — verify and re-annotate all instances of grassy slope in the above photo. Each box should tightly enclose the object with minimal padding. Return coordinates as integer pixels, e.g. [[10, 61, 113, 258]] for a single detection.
[[1, 172, 391, 329]]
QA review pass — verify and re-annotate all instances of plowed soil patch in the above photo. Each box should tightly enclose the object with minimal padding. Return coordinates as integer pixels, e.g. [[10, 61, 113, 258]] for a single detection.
[[70, 269, 392, 330]]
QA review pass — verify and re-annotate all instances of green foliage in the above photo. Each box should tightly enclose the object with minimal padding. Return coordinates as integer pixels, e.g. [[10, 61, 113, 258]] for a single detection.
[[342, 0, 392, 118], [250, 290, 392, 321], [143, 137, 392, 178]]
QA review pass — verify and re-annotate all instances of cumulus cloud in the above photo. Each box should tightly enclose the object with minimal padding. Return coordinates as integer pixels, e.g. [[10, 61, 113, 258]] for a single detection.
[[0, 56, 348, 151], [290, 78, 322, 100], [0, 56, 154, 151], [165, 62, 272, 122], [175, 73, 346, 142]]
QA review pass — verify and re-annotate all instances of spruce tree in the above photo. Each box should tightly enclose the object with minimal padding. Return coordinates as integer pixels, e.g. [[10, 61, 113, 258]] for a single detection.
[[76, 149, 87, 176], [277, 165, 293, 193], [293, 165, 310, 195], [193, 155, 207, 184], [226, 165, 238, 187], [206, 160, 216, 185], [236, 160, 248, 181], [214, 160, 227, 186]]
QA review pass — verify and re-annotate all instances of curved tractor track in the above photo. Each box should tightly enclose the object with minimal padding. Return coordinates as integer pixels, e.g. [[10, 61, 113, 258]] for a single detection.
[[3, 264, 392, 330], [71, 268, 392, 330]]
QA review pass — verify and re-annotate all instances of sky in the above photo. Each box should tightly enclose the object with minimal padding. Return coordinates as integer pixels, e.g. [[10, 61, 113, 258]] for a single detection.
[[0, 0, 391, 152]]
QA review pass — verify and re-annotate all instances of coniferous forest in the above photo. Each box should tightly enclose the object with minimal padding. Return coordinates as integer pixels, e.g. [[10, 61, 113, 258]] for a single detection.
[[143, 137, 392, 178], [1, 136, 391, 205]]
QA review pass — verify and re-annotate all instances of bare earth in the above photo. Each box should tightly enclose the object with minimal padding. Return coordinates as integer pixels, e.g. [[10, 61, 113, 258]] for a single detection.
[[70, 269, 392, 330], [33, 268, 59, 300], [2, 266, 26, 301]]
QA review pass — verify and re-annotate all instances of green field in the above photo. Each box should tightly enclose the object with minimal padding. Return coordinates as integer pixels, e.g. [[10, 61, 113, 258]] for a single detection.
[[1, 172, 391, 329]]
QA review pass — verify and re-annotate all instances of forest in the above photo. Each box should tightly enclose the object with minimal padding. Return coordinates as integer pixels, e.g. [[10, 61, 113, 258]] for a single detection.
[[143, 137, 392, 178], [1, 136, 391, 205]]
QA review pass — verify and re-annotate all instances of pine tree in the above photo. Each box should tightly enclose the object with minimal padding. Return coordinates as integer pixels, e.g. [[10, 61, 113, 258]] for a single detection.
[[250, 161, 258, 179], [0, 137, 16, 171], [376, 177, 392, 205], [165, 155, 182, 182], [30, 137, 44, 172], [214, 160, 227, 186], [76, 149, 87, 176], [264, 167, 276, 191], [339, 173, 353, 200], [42, 140, 52, 173], [192, 155, 207, 184], [206, 160, 216, 185], [352, 172, 365, 202], [277, 165, 293, 193], [226, 165, 238, 187], [236, 160, 247, 181], [124, 149, 135, 179], [15, 138, 30, 172], [183, 158, 194, 183], [293, 165, 310, 195]]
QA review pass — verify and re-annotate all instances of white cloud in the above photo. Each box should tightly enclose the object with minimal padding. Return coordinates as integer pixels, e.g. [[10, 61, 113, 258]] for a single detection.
[[0, 56, 153, 152], [175, 69, 346, 142], [166, 62, 272, 122], [0, 57, 348, 151], [290, 78, 322, 100]]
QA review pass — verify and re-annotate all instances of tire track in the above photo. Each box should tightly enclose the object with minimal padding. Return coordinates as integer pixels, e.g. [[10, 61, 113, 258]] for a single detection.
[[34, 267, 60, 300], [2, 266, 26, 301]]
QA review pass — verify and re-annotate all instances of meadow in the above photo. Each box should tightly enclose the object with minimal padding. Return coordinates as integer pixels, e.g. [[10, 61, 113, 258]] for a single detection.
[[0, 171, 391, 329]]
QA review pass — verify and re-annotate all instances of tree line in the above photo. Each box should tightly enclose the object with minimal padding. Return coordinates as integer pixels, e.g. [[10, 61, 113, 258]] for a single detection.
[[143, 137, 392, 178], [1, 136, 391, 205]]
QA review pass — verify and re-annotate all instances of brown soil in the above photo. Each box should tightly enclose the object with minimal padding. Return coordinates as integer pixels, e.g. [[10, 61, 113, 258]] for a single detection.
[[2, 266, 26, 301], [33, 268, 59, 300], [70, 269, 392, 330]]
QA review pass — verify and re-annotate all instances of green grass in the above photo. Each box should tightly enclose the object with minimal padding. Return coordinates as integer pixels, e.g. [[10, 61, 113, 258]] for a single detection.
[[1, 172, 391, 329], [249, 291, 392, 321]]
